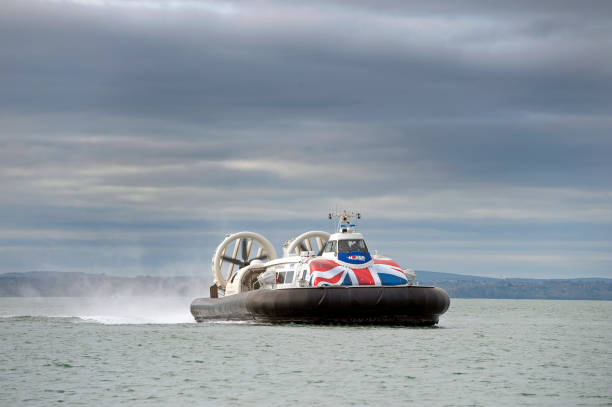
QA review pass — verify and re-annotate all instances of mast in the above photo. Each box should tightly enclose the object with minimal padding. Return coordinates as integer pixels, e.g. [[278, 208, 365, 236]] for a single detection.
[[328, 209, 361, 233]]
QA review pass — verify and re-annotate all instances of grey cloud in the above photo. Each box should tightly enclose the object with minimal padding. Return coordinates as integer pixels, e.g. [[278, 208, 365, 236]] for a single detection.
[[2, 0, 611, 121], [0, 0, 611, 277]]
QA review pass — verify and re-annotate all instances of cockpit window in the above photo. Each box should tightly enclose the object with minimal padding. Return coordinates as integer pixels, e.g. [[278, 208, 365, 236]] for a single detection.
[[338, 239, 368, 253], [324, 240, 337, 253]]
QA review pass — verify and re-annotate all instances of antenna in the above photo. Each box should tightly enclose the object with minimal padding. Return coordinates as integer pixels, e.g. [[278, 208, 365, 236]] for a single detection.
[[328, 209, 361, 233]]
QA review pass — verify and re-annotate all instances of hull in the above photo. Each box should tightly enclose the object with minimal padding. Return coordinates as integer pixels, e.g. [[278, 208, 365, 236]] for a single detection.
[[191, 286, 450, 326]]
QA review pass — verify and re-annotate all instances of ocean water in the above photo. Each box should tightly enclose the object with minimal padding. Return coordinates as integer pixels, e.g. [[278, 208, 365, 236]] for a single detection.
[[1, 298, 611, 406]]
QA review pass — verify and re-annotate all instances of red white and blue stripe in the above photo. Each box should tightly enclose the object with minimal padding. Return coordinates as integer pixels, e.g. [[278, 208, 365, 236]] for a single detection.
[[308, 258, 408, 287]]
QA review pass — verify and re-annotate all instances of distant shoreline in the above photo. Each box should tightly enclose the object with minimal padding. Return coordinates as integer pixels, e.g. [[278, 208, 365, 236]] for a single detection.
[[1, 271, 611, 300]]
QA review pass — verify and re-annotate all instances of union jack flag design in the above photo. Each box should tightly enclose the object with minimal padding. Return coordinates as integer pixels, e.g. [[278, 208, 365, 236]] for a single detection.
[[308, 258, 408, 287]]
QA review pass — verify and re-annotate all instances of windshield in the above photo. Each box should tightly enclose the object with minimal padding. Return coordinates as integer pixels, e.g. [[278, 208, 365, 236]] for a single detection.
[[337, 239, 368, 253]]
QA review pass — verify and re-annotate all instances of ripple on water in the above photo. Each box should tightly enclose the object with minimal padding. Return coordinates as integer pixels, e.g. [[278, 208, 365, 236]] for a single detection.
[[1, 298, 611, 406]]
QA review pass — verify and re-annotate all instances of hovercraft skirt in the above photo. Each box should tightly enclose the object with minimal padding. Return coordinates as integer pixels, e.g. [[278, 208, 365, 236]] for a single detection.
[[190, 286, 450, 325]]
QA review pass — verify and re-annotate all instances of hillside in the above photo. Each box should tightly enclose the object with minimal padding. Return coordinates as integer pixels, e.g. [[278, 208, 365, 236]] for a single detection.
[[1, 271, 611, 300], [415, 271, 612, 300]]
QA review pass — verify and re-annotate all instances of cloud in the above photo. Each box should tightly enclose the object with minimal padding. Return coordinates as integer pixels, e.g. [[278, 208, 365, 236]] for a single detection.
[[0, 0, 611, 277]]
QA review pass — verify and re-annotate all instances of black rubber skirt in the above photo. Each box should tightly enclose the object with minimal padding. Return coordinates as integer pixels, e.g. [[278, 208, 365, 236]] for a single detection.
[[190, 286, 450, 326]]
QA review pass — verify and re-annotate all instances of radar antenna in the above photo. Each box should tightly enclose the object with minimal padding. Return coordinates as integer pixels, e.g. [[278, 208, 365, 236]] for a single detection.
[[328, 209, 361, 233]]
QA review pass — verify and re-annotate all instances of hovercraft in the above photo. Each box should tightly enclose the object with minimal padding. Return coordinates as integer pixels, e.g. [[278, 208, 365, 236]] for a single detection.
[[191, 211, 450, 325]]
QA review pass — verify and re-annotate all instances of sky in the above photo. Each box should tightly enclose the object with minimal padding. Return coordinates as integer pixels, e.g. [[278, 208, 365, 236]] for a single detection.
[[1, 0, 611, 280]]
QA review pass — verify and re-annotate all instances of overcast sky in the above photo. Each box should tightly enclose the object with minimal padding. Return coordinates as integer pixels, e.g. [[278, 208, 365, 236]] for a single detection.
[[1, 0, 611, 280]]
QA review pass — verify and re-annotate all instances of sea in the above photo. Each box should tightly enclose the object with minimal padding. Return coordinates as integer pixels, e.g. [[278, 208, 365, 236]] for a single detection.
[[1, 297, 611, 406]]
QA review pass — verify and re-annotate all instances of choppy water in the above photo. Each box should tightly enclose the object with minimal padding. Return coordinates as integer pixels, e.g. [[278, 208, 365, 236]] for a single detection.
[[1, 297, 611, 406]]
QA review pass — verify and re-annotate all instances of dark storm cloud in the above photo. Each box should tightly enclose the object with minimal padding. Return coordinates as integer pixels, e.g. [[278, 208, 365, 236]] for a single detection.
[[0, 0, 611, 277], [2, 0, 611, 119]]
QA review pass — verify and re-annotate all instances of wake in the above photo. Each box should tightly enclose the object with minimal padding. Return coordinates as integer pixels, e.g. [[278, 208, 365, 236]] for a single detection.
[[0, 297, 196, 324]]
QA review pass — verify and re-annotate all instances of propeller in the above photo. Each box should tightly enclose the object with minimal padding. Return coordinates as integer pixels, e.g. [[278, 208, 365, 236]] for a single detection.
[[250, 254, 269, 262], [295, 238, 328, 256], [299, 239, 326, 256], [222, 255, 245, 267], [221, 239, 268, 268], [317, 240, 327, 256], [241, 239, 248, 264]]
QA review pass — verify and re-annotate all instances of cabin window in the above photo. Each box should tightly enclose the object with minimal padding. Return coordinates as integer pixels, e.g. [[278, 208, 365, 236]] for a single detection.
[[301, 270, 307, 280], [338, 239, 368, 253], [324, 240, 337, 253], [285, 271, 294, 283], [276, 272, 285, 284]]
